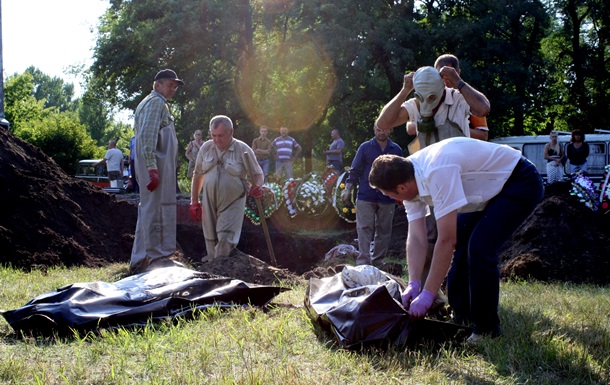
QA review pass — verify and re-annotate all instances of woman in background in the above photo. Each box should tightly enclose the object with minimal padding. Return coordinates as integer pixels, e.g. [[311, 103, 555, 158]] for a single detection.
[[566, 129, 590, 175], [185, 130, 204, 179], [543, 131, 564, 184]]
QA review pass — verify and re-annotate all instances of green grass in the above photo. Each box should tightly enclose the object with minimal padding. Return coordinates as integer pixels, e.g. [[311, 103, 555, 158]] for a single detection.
[[0, 264, 609, 384]]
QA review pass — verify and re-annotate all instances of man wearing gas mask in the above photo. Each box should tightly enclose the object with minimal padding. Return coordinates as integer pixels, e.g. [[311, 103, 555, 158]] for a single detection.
[[376, 63, 490, 150], [375, 65, 490, 315]]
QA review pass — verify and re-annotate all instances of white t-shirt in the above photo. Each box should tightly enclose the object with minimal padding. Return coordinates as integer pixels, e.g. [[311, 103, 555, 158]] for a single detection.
[[104, 148, 123, 172], [404, 137, 521, 221]]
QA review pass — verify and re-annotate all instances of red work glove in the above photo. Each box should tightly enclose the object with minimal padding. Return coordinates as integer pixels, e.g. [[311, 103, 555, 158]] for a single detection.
[[146, 169, 160, 192], [408, 289, 435, 319], [401, 280, 421, 309], [248, 185, 263, 199], [189, 203, 202, 222]]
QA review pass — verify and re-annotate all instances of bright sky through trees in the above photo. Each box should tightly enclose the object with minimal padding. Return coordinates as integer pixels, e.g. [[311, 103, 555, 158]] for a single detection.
[[2, 0, 108, 96]]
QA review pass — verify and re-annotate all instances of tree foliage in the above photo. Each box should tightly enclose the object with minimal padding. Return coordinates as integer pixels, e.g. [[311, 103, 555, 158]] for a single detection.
[[87, 0, 610, 171], [25, 66, 77, 112], [4, 72, 102, 173]]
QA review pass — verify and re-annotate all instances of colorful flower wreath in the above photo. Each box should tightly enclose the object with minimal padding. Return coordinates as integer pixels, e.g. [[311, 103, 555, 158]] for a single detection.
[[332, 170, 357, 223], [265, 182, 283, 208], [598, 165, 610, 213], [569, 171, 598, 211], [294, 173, 329, 216], [283, 178, 301, 217], [322, 167, 339, 195], [244, 186, 279, 225]]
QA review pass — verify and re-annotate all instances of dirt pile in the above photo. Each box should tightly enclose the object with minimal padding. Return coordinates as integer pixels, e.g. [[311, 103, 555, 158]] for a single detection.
[[499, 181, 610, 284], [0, 129, 137, 268], [1, 128, 609, 285]]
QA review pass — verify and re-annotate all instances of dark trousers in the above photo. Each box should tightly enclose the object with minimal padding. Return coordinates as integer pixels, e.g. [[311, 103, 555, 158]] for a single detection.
[[447, 157, 543, 336]]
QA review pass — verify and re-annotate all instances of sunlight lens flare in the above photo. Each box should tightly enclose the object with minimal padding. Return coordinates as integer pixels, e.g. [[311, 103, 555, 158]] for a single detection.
[[237, 39, 336, 133]]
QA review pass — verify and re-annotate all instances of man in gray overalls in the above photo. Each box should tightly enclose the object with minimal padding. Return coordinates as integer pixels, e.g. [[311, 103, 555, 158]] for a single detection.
[[189, 115, 264, 261], [130, 69, 184, 275]]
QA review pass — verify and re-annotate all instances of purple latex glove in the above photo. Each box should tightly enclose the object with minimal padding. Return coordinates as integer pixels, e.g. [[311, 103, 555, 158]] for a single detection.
[[401, 280, 421, 309], [408, 289, 435, 319]]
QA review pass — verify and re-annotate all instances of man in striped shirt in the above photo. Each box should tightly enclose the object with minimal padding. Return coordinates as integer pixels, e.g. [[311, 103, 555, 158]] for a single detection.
[[271, 126, 302, 180]]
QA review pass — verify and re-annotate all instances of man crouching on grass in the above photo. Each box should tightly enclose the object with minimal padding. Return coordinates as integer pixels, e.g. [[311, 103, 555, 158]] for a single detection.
[[368, 137, 543, 344]]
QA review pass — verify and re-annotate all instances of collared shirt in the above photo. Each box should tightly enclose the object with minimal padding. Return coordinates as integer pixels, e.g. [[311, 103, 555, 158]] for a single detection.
[[404, 137, 521, 221], [272, 136, 300, 161], [347, 137, 403, 203], [134, 90, 174, 169], [195, 138, 263, 178], [252, 136, 272, 161]]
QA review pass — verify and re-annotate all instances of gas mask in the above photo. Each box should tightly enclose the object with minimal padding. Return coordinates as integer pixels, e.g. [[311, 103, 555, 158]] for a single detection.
[[413, 66, 445, 133]]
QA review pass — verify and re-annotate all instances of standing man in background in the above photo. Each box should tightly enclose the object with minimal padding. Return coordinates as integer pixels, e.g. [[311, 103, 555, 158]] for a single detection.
[[272, 126, 301, 180], [341, 125, 403, 267], [323, 129, 345, 171], [95, 140, 123, 188], [130, 69, 184, 275], [129, 135, 139, 193], [252, 125, 272, 181]]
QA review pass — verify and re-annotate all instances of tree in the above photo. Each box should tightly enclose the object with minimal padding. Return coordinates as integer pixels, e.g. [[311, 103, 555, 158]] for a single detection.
[[16, 112, 99, 174], [546, 0, 610, 132], [25, 66, 77, 112], [78, 88, 113, 145], [4, 72, 101, 173]]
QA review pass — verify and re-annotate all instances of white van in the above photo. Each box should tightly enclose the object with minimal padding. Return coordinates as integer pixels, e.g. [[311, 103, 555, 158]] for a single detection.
[[491, 131, 610, 184]]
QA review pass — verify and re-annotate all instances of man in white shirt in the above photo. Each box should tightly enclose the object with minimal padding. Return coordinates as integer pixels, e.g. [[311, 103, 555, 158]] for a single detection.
[[369, 137, 544, 343], [95, 140, 123, 187]]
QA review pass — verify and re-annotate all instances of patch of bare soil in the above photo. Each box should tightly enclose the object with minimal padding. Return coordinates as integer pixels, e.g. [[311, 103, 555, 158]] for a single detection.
[[1, 128, 609, 285], [499, 181, 610, 284]]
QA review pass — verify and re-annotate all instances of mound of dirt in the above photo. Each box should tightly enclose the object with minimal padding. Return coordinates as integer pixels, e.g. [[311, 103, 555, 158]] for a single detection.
[[0, 129, 137, 269], [196, 248, 303, 286], [499, 181, 610, 284]]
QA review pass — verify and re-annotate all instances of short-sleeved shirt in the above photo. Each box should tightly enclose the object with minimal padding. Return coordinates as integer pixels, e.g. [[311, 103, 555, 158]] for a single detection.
[[252, 137, 272, 161], [404, 137, 521, 222], [194, 138, 263, 178], [326, 138, 345, 163], [272, 136, 300, 161], [104, 148, 123, 172], [347, 137, 403, 203]]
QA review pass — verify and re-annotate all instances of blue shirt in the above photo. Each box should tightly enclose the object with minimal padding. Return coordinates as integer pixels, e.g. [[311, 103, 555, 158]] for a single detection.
[[347, 137, 403, 203]]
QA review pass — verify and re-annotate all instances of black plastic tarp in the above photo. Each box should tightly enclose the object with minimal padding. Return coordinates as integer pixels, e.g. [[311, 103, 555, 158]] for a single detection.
[[305, 268, 471, 349], [2, 267, 288, 335]]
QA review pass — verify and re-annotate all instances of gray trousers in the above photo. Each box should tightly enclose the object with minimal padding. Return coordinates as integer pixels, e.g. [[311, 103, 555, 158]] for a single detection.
[[355, 200, 395, 266]]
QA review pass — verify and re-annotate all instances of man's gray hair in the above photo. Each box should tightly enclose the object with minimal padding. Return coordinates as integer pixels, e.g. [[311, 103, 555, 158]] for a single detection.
[[209, 115, 233, 131]]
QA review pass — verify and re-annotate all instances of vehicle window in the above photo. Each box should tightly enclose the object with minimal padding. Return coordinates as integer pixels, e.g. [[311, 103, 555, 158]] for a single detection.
[[522, 144, 547, 175], [585, 142, 606, 176]]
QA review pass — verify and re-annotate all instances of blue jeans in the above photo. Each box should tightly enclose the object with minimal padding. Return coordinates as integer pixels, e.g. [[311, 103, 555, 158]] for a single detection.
[[447, 157, 543, 336], [328, 160, 342, 172], [257, 159, 270, 180]]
